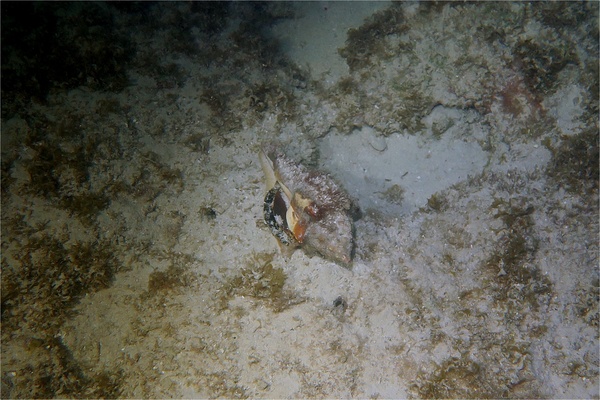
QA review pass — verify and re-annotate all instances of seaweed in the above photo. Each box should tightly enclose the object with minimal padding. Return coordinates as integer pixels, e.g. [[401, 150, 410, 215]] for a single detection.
[[378, 184, 405, 205], [1, 212, 35, 244], [338, 6, 408, 72], [426, 192, 448, 212], [199, 206, 218, 221], [411, 332, 543, 398], [220, 252, 304, 312], [532, 1, 593, 29], [513, 38, 577, 95], [1, 152, 17, 196], [148, 264, 192, 294], [1, 228, 121, 398], [200, 88, 226, 115], [546, 129, 599, 196], [328, 76, 433, 135], [484, 201, 553, 311], [19, 114, 112, 225], [413, 356, 497, 399], [24, 140, 65, 198], [574, 279, 599, 327], [20, 112, 100, 204], [141, 151, 185, 192], [1, 234, 117, 335], [2, 335, 123, 398], [199, 87, 243, 133], [60, 192, 111, 226], [185, 133, 211, 153], [246, 82, 297, 120]]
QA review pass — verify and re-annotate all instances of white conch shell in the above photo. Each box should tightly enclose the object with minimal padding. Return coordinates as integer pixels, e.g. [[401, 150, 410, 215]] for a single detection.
[[259, 147, 356, 265]]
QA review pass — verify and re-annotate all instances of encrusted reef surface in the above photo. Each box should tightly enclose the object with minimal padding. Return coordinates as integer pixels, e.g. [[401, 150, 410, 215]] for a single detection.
[[1, 2, 598, 398]]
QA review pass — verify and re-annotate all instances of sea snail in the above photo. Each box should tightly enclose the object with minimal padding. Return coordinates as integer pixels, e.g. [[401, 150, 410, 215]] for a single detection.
[[259, 147, 357, 265]]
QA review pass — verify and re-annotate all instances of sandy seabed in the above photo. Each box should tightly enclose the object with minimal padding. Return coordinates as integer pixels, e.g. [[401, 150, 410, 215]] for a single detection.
[[1, 2, 598, 398]]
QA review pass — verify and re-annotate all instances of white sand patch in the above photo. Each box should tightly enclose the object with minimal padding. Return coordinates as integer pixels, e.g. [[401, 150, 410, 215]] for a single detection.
[[544, 83, 588, 136], [319, 126, 488, 215]]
